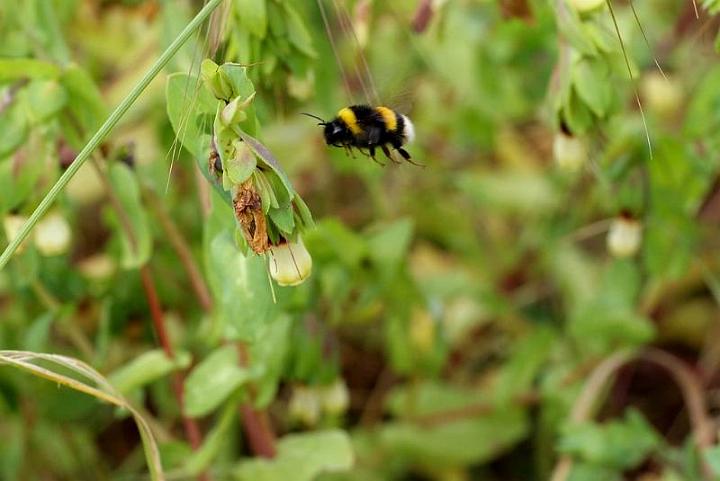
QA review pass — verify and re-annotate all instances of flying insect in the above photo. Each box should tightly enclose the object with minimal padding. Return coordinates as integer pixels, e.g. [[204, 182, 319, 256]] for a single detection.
[[302, 105, 416, 165]]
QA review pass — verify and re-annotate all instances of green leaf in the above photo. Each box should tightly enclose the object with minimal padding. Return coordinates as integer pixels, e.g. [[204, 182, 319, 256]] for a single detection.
[[185, 400, 237, 474], [235, 0, 267, 37], [494, 327, 555, 402], [234, 430, 353, 481], [293, 195, 315, 230], [385, 416, 525, 465], [570, 260, 654, 351], [564, 88, 594, 134], [107, 163, 153, 269], [226, 141, 257, 184], [184, 345, 262, 417], [60, 65, 107, 138], [367, 219, 414, 279], [109, 349, 191, 395], [306, 219, 367, 268], [237, 130, 294, 196], [380, 408, 528, 467], [572, 57, 611, 117], [0, 418, 23, 481], [555, 5, 597, 56], [457, 171, 560, 214], [0, 102, 28, 158], [703, 445, 720, 477], [23, 80, 67, 123], [23, 312, 55, 352], [204, 192, 279, 341], [269, 206, 295, 234], [166, 72, 218, 158], [283, 3, 317, 58], [567, 463, 622, 481], [0, 58, 61, 81], [558, 409, 660, 470], [249, 315, 293, 408]]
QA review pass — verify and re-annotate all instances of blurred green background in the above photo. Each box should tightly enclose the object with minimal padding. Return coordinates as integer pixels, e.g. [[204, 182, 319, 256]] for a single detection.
[[2, 0, 720, 480]]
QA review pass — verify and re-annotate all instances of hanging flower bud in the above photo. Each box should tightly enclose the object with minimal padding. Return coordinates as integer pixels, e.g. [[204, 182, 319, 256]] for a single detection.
[[319, 379, 350, 416], [567, 0, 605, 13], [3, 214, 30, 254], [77, 254, 116, 281], [553, 131, 586, 173], [607, 213, 642, 258], [289, 385, 321, 427], [201, 59, 234, 101], [641, 72, 683, 118], [269, 238, 312, 286], [34, 212, 72, 256]]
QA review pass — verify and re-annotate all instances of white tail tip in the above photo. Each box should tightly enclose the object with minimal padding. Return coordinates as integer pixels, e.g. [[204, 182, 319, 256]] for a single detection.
[[401, 115, 415, 144]]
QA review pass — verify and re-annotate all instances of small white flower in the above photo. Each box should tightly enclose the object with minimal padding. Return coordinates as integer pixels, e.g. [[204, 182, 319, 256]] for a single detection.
[[289, 385, 321, 427], [34, 212, 72, 256], [78, 254, 116, 280], [607, 215, 642, 258], [269, 238, 312, 286], [3, 214, 30, 254], [553, 132, 586, 173], [319, 379, 350, 416]]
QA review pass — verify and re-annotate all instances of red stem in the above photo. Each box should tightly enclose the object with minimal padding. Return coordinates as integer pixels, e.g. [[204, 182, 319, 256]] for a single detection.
[[236, 343, 277, 458]]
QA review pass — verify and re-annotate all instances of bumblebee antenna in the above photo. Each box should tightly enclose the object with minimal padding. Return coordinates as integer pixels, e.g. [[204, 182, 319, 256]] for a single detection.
[[300, 112, 327, 125]]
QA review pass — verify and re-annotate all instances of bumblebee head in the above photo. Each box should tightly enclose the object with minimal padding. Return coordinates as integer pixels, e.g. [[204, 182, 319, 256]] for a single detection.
[[301, 112, 350, 146], [322, 120, 351, 146]]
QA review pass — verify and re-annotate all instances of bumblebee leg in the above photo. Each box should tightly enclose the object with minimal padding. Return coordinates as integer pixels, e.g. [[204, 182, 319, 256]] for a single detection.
[[343, 145, 357, 159], [381, 145, 401, 164], [397, 147, 424, 167], [368, 146, 385, 166]]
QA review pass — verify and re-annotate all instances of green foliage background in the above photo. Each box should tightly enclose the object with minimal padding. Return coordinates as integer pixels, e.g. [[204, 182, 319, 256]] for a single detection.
[[1, 0, 720, 480]]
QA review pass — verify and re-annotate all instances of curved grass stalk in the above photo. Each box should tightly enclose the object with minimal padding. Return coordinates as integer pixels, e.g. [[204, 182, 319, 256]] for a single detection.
[[0, 0, 224, 271], [0, 350, 166, 481]]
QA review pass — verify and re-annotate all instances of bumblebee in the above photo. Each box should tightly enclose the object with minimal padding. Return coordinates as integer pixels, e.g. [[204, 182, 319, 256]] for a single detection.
[[303, 105, 417, 165]]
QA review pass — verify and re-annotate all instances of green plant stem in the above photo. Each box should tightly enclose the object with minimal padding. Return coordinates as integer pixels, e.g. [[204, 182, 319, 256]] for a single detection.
[[0, 0, 223, 271]]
